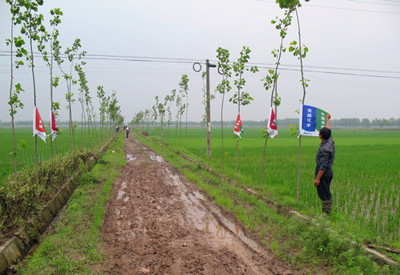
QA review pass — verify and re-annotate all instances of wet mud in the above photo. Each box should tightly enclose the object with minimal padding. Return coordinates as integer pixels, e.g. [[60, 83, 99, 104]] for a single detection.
[[97, 136, 298, 274]]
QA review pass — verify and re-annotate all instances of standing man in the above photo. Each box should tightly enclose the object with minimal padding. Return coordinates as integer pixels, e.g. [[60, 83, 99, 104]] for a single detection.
[[125, 126, 130, 138], [314, 114, 335, 215]]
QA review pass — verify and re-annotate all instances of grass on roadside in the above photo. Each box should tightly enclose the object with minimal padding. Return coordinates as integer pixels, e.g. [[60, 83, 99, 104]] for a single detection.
[[18, 134, 126, 275], [135, 130, 398, 275]]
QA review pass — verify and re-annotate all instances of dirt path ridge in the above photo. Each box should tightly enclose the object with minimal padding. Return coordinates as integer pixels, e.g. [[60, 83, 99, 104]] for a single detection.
[[98, 136, 298, 274]]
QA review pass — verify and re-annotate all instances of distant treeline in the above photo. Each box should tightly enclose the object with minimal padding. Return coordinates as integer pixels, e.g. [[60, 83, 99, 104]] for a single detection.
[[1, 117, 400, 128], [239, 117, 400, 128], [210, 117, 400, 128]]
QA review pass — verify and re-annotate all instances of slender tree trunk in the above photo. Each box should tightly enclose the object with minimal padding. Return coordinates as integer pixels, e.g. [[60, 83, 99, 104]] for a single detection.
[[296, 8, 307, 100], [29, 35, 39, 183], [179, 114, 182, 148], [260, 135, 269, 185], [68, 60, 75, 149], [295, 7, 307, 203], [49, 35, 54, 158], [9, 15, 17, 178], [80, 92, 85, 148], [235, 139, 239, 175], [296, 136, 302, 202], [161, 115, 164, 145], [68, 80, 73, 148], [185, 97, 188, 149], [175, 115, 178, 147], [221, 93, 225, 174], [235, 73, 242, 176]]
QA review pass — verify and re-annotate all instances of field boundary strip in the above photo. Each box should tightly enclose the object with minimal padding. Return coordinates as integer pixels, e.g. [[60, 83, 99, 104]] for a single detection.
[[0, 133, 118, 274]]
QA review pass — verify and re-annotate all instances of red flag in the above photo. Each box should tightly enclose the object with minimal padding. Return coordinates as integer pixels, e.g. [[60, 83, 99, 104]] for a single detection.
[[50, 111, 59, 141], [33, 107, 47, 142], [267, 107, 278, 138], [233, 114, 243, 138]]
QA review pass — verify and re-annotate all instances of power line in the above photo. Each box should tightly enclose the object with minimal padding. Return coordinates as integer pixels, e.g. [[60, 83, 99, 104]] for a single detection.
[[345, 0, 400, 6], [307, 4, 400, 14], [1, 52, 399, 80], [254, 0, 400, 14], [246, 61, 400, 75], [276, 66, 400, 80], [81, 54, 400, 78]]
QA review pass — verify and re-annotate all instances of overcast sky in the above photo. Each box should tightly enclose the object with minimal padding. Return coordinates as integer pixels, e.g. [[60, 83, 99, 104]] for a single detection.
[[1, 0, 399, 123]]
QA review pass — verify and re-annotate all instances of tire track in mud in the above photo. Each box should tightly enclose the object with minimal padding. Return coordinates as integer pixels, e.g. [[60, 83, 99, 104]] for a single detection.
[[98, 136, 298, 274]]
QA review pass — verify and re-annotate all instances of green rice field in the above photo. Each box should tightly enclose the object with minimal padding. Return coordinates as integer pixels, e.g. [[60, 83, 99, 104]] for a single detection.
[[0, 127, 113, 185], [141, 126, 400, 247], [1, 125, 399, 247]]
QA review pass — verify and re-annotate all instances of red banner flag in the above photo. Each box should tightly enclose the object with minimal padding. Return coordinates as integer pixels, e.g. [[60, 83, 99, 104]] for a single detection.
[[33, 107, 47, 142], [233, 114, 243, 138], [267, 107, 278, 138], [50, 111, 59, 141]]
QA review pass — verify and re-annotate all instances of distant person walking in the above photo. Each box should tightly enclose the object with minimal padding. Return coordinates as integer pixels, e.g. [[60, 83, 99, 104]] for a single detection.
[[314, 114, 335, 215], [125, 127, 130, 138]]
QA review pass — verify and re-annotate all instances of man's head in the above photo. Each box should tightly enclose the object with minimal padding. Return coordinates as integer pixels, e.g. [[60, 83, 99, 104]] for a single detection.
[[319, 127, 331, 140]]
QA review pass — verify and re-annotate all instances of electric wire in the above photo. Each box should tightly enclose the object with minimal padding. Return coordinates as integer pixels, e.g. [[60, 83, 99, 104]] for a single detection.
[[254, 0, 400, 14], [345, 0, 400, 6], [1, 52, 399, 80]]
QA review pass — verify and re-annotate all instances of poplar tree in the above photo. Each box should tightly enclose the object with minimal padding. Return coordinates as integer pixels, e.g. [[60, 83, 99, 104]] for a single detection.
[[274, 0, 311, 201], [229, 46, 258, 174], [260, 7, 294, 185], [19, 0, 46, 180], [216, 47, 232, 173], [179, 74, 189, 147], [5, 0, 26, 178]]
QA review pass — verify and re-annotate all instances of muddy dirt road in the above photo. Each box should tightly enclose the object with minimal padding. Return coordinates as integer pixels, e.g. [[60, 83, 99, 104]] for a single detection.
[[98, 136, 298, 274]]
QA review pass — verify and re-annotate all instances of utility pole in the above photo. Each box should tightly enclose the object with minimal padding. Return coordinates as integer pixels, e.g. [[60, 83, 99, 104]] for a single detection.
[[193, 60, 216, 159], [205, 59, 216, 159]]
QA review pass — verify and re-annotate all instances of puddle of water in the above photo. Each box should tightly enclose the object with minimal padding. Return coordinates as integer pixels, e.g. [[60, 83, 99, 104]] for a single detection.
[[168, 173, 187, 193], [148, 153, 163, 163], [209, 207, 263, 255], [126, 154, 136, 161], [117, 190, 126, 200], [163, 167, 264, 258]]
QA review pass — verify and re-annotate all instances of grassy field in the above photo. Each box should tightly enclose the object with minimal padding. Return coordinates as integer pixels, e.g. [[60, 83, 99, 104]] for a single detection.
[[141, 126, 400, 247], [0, 127, 114, 185]]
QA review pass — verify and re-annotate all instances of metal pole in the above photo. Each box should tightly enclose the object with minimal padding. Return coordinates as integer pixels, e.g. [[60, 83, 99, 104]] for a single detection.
[[193, 60, 216, 160], [206, 59, 211, 159]]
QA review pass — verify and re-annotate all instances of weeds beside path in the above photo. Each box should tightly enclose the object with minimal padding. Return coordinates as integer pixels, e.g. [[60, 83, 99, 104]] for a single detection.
[[18, 134, 125, 274]]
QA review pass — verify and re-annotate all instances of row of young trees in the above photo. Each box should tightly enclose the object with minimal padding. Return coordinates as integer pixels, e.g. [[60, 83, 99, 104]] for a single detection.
[[3, 117, 400, 128], [213, 0, 311, 192], [131, 0, 319, 202], [132, 0, 310, 178], [5, 0, 123, 179], [131, 74, 190, 147]]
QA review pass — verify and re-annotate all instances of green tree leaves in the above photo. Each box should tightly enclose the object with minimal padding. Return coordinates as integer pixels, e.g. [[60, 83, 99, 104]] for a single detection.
[[8, 84, 25, 116], [276, 0, 310, 9], [288, 40, 309, 59], [229, 46, 258, 109], [216, 47, 232, 96]]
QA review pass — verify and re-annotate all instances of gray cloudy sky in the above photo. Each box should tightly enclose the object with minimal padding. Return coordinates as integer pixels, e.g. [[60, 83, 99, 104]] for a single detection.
[[1, 0, 399, 123]]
